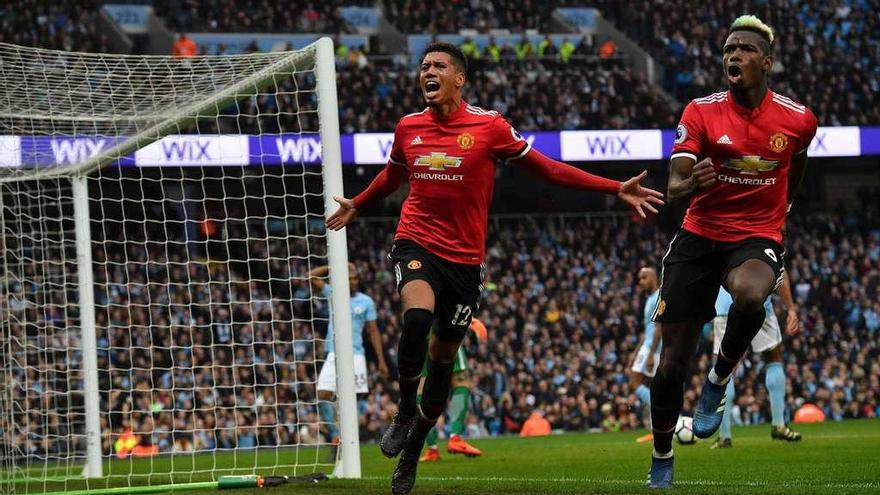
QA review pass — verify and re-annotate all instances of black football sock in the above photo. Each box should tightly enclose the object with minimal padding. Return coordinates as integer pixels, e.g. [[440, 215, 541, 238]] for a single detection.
[[419, 358, 455, 421], [397, 308, 433, 416], [712, 302, 765, 381], [651, 367, 683, 455]]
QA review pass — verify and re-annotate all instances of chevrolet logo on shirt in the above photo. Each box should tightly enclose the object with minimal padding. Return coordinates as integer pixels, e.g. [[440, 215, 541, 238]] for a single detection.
[[414, 152, 463, 171], [722, 156, 779, 175]]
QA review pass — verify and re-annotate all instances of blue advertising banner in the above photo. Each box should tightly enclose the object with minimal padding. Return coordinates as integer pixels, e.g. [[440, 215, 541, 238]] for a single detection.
[[0, 127, 873, 168]]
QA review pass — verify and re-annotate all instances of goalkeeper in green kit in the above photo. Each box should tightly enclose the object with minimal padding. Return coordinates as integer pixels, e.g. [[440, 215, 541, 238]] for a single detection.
[[418, 318, 488, 461]]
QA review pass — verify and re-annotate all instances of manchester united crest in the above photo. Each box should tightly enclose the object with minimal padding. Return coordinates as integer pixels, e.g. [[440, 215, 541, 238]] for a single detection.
[[656, 299, 667, 316], [769, 133, 788, 153], [407, 260, 422, 270], [457, 132, 475, 150]]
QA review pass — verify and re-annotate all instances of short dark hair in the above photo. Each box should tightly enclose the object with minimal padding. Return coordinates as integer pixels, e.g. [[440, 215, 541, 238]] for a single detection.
[[423, 42, 468, 73]]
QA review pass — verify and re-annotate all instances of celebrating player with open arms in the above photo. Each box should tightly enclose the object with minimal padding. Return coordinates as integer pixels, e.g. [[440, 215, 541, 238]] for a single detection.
[[327, 42, 664, 495], [647, 16, 817, 488]]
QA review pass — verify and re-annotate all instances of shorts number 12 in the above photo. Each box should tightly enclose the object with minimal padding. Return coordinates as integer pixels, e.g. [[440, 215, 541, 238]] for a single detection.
[[451, 304, 472, 326]]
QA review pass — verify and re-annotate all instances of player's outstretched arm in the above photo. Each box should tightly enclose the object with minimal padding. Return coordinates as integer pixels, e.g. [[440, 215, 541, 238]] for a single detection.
[[511, 148, 664, 218], [666, 156, 715, 204], [326, 163, 407, 231], [618, 171, 665, 218]]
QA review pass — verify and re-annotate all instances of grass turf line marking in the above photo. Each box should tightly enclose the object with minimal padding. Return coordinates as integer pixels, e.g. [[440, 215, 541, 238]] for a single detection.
[[361, 475, 879, 489]]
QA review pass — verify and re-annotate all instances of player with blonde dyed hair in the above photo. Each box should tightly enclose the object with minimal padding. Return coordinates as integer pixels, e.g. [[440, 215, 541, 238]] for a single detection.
[[729, 14, 774, 45], [647, 14, 817, 487]]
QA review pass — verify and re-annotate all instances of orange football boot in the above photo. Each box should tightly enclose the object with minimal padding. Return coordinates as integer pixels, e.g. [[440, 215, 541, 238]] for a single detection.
[[447, 435, 482, 457], [419, 446, 441, 462]]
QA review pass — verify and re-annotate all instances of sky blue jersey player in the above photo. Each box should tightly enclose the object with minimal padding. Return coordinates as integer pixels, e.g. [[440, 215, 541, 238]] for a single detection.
[[711, 270, 802, 447], [630, 267, 661, 443], [310, 263, 389, 447]]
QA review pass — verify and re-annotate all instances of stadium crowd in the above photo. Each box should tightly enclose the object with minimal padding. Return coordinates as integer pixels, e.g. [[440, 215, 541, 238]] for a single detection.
[[380, 0, 580, 33], [154, 0, 366, 35], [599, 0, 880, 125], [6, 1, 879, 130], [7, 197, 877, 458], [0, 0, 109, 53], [333, 43, 677, 133]]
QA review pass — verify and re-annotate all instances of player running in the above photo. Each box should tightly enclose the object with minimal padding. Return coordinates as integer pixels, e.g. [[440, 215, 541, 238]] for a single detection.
[[309, 263, 389, 460], [711, 272, 802, 448], [647, 15, 817, 488], [327, 42, 663, 495], [629, 267, 661, 443], [419, 318, 488, 462]]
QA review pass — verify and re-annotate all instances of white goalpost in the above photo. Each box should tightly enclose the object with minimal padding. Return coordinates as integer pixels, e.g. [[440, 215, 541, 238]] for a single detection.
[[0, 37, 360, 494]]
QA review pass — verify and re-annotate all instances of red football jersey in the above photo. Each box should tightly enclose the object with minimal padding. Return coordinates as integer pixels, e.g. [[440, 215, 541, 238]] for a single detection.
[[672, 90, 817, 243], [389, 100, 530, 264]]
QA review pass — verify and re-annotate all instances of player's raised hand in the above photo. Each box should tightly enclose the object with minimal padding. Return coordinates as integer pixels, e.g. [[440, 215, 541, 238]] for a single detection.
[[326, 196, 358, 230], [618, 171, 665, 218], [785, 307, 801, 336], [645, 353, 656, 373], [692, 157, 716, 190]]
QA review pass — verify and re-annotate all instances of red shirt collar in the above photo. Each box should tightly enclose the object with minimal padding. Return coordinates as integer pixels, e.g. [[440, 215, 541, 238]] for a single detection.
[[727, 89, 773, 118], [429, 99, 467, 121]]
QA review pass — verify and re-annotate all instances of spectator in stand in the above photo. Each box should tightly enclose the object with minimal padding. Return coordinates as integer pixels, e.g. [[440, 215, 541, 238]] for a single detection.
[[460, 37, 481, 63], [171, 33, 197, 57], [539, 35, 558, 58], [559, 38, 576, 64], [485, 37, 502, 65]]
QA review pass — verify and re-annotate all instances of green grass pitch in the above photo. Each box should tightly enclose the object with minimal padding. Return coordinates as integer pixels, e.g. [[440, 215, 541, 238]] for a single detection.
[[12, 419, 880, 495]]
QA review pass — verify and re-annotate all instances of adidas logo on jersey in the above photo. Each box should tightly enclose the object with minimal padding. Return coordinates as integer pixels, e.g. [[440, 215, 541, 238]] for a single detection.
[[717, 134, 733, 145], [410, 136, 423, 145]]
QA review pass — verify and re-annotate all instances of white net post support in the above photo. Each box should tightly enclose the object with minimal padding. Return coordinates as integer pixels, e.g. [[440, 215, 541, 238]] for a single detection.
[[71, 176, 102, 479], [314, 37, 360, 479]]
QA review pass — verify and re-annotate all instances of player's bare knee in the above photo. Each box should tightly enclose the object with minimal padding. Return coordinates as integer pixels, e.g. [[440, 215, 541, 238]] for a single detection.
[[728, 261, 774, 309], [401, 279, 436, 313], [317, 390, 333, 401], [728, 275, 769, 310]]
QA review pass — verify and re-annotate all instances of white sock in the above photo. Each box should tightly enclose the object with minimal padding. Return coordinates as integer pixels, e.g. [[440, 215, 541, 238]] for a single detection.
[[708, 367, 731, 386], [653, 448, 674, 459]]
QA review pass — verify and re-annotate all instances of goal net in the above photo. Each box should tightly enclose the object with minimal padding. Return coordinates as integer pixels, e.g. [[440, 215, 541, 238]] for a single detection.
[[0, 38, 360, 494]]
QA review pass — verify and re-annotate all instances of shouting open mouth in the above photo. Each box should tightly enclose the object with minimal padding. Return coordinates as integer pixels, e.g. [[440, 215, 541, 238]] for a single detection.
[[727, 64, 743, 86], [424, 80, 441, 99]]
